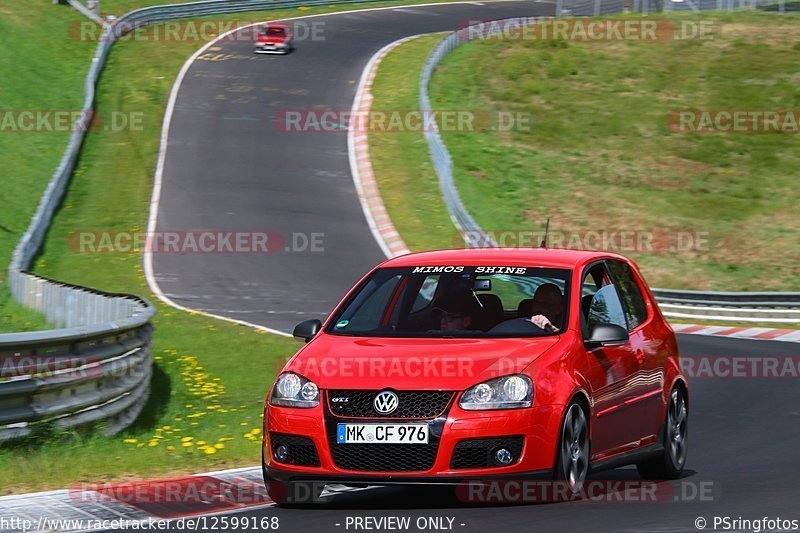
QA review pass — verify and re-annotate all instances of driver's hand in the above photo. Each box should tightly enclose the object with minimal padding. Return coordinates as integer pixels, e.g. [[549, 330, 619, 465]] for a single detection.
[[531, 314, 557, 331]]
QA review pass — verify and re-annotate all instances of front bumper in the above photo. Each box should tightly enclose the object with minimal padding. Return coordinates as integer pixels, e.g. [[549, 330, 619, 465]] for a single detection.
[[263, 401, 563, 482], [254, 43, 291, 54]]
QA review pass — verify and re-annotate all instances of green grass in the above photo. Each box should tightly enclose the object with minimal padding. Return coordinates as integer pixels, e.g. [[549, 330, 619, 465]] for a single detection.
[[368, 34, 460, 251], [100, 0, 197, 15], [99, 0, 452, 16], [0, 0, 462, 493], [0, 1, 96, 332], [369, 13, 800, 292], [426, 12, 800, 291]]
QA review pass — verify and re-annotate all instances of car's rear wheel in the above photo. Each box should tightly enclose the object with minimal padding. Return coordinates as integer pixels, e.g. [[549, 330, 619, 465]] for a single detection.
[[555, 401, 590, 494], [637, 386, 688, 480]]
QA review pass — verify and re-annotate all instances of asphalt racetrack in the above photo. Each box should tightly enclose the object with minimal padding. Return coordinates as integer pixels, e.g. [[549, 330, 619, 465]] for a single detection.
[[146, 2, 800, 531], [151, 0, 559, 332]]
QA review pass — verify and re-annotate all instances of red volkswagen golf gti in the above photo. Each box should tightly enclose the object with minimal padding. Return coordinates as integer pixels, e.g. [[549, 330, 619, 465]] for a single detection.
[[262, 249, 688, 504]]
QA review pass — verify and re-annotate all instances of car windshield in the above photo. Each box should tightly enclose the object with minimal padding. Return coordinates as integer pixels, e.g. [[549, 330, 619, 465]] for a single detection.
[[326, 266, 571, 338], [265, 27, 285, 36]]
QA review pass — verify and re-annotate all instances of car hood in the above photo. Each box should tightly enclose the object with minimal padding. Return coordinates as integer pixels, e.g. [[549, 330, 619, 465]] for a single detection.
[[283, 335, 562, 390]]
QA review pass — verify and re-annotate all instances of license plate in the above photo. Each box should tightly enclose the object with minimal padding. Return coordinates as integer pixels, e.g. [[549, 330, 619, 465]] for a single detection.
[[336, 423, 429, 444]]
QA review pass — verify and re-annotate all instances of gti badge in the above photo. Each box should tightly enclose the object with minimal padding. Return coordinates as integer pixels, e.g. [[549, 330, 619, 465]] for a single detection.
[[373, 390, 399, 415]]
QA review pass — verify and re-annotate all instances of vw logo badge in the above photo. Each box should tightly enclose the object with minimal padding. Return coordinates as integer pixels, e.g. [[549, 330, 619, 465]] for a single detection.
[[373, 391, 399, 415]]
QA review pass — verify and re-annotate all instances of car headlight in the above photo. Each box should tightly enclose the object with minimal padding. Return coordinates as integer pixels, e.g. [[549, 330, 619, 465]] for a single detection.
[[270, 373, 319, 408], [460, 374, 533, 410]]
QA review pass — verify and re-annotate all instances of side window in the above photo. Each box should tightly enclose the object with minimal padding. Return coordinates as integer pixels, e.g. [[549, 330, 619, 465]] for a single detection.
[[587, 284, 628, 333], [607, 261, 648, 331], [580, 265, 609, 322]]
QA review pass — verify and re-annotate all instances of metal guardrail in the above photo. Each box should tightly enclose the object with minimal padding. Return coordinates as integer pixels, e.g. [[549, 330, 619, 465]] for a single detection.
[[419, 15, 799, 324], [3, 0, 410, 443], [651, 289, 800, 323]]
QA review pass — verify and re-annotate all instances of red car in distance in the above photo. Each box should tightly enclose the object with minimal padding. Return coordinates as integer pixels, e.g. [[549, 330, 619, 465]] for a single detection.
[[254, 23, 293, 54], [262, 248, 688, 505]]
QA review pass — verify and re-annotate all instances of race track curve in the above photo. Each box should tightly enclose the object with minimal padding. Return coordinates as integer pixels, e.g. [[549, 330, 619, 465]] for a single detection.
[[150, 0, 555, 332], [144, 3, 800, 532]]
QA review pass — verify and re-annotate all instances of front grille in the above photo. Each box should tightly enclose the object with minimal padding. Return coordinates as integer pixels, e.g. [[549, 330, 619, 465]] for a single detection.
[[329, 441, 439, 472], [450, 436, 525, 469], [270, 433, 320, 467], [327, 390, 454, 419]]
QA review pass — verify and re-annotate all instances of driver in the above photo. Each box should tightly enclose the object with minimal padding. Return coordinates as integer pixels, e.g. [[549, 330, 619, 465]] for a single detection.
[[529, 283, 563, 332], [433, 287, 481, 331]]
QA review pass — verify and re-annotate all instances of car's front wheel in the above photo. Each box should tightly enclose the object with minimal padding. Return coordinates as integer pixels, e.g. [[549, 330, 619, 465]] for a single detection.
[[637, 386, 688, 479], [555, 400, 590, 494]]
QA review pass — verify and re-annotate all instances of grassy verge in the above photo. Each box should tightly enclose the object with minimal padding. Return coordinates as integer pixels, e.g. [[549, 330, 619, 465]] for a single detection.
[[100, 0, 457, 16], [428, 12, 800, 291], [368, 35, 458, 251], [369, 13, 800, 292], [0, 8, 301, 485], [0, 0, 463, 493], [0, 1, 95, 332]]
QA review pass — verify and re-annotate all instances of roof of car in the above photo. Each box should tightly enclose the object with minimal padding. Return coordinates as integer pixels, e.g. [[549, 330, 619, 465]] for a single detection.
[[381, 248, 629, 270]]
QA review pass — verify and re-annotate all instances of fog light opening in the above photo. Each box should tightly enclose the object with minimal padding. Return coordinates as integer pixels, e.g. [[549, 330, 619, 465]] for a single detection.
[[275, 445, 290, 462], [494, 448, 513, 466]]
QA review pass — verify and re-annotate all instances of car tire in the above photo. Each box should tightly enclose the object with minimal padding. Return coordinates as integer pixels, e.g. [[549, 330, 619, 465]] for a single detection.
[[555, 400, 590, 495], [636, 386, 688, 480]]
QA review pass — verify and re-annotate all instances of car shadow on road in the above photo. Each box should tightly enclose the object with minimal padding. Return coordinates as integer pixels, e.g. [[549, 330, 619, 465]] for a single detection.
[[307, 467, 700, 510]]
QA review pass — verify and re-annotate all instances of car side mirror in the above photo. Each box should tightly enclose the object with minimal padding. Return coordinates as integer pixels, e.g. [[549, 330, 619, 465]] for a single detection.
[[293, 319, 322, 343], [585, 323, 629, 348]]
